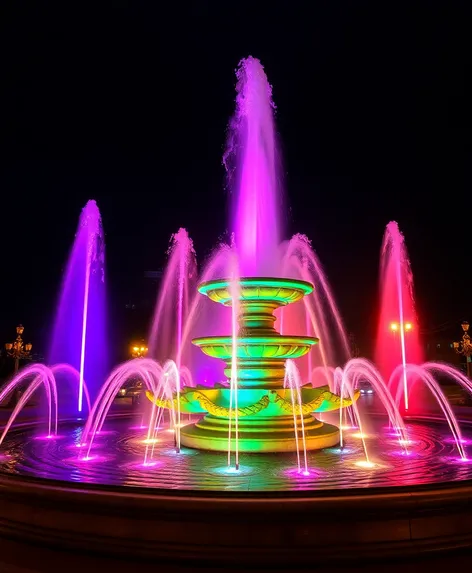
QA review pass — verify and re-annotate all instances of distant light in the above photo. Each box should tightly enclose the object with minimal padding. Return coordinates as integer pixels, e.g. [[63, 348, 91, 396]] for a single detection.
[[405, 322, 413, 331], [390, 322, 399, 332]]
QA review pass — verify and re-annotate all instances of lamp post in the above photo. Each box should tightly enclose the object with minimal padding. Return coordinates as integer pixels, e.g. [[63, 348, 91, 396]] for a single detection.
[[453, 321, 472, 377], [4, 324, 33, 374], [131, 342, 148, 359]]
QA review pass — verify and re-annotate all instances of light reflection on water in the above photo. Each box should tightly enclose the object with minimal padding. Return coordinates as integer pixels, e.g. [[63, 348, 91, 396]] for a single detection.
[[0, 417, 471, 492]]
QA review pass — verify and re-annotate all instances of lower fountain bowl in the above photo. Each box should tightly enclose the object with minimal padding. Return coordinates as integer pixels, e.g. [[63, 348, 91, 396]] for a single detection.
[[180, 415, 340, 452]]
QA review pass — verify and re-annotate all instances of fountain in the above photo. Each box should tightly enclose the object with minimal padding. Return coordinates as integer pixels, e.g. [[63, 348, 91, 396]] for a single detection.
[[144, 57, 356, 452], [375, 221, 424, 411], [49, 199, 107, 412], [148, 277, 357, 452], [1, 56, 472, 571]]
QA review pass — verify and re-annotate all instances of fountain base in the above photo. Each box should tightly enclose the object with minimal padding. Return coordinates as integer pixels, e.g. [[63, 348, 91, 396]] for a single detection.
[[180, 414, 339, 452]]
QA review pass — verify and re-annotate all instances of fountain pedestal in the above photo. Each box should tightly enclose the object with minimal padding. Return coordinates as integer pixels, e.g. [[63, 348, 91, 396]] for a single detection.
[[173, 278, 355, 453]]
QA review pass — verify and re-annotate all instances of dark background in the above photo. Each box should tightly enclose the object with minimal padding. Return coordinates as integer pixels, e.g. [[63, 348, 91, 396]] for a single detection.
[[1, 2, 471, 357]]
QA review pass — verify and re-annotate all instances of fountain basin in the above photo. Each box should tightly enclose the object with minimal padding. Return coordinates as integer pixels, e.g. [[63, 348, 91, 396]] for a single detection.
[[146, 385, 358, 452], [198, 277, 314, 306]]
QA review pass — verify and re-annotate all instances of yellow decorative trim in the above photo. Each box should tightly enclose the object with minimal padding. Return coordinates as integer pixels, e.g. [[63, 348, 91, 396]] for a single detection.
[[145, 390, 270, 418], [145, 391, 190, 410], [270, 390, 354, 415], [193, 392, 270, 418]]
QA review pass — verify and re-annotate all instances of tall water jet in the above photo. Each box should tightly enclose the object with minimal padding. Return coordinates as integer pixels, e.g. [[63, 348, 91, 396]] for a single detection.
[[224, 56, 283, 276], [144, 57, 359, 453], [149, 228, 197, 367], [49, 200, 107, 413], [375, 222, 423, 411]]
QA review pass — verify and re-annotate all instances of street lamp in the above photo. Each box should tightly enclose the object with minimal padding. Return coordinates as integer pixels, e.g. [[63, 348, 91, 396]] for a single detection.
[[390, 321, 412, 333], [453, 321, 472, 377], [131, 342, 148, 359], [4, 324, 33, 374]]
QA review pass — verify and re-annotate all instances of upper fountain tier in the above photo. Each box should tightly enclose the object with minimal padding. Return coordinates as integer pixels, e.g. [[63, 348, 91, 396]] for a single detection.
[[198, 277, 313, 307]]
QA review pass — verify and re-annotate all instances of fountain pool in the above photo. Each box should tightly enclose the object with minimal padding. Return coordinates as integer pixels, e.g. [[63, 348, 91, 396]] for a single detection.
[[2, 415, 472, 491]]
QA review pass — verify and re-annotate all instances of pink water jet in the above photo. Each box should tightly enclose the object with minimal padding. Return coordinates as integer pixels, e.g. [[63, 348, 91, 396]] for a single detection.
[[390, 363, 466, 459], [340, 358, 408, 451], [375, 222, 423, 411], [80, 358, 163, 459], [279, 234, 351, 378], [224, 56, 283, 276], [80, 358, 184, 465], [179, 242, 235, 386], [0, 364, 58, 444], [149, 229, 197, 365], [50, 363, 91, 414]]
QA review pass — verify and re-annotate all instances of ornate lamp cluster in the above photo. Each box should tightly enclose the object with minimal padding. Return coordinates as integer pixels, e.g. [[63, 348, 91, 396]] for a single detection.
[[4, 324, 32, 373], [131, 341, 148, 359], [453, 321, 472, 377], [390, 321, 412, 333]]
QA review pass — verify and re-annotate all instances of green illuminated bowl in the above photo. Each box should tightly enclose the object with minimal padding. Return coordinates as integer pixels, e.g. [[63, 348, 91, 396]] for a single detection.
[[198, 277, 314, 307], [192, 335, 318, 360]]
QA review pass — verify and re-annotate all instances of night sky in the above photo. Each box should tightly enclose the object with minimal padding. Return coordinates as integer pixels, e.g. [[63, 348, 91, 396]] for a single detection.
[[1, 2, 471, 356]]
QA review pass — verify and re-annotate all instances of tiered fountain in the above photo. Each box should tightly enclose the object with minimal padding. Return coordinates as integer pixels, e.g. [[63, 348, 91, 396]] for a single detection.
[[149, 277, 357, 452]]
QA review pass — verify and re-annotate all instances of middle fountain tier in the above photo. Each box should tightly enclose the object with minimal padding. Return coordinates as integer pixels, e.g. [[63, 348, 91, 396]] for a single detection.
[[148, 277, 358, 452]]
